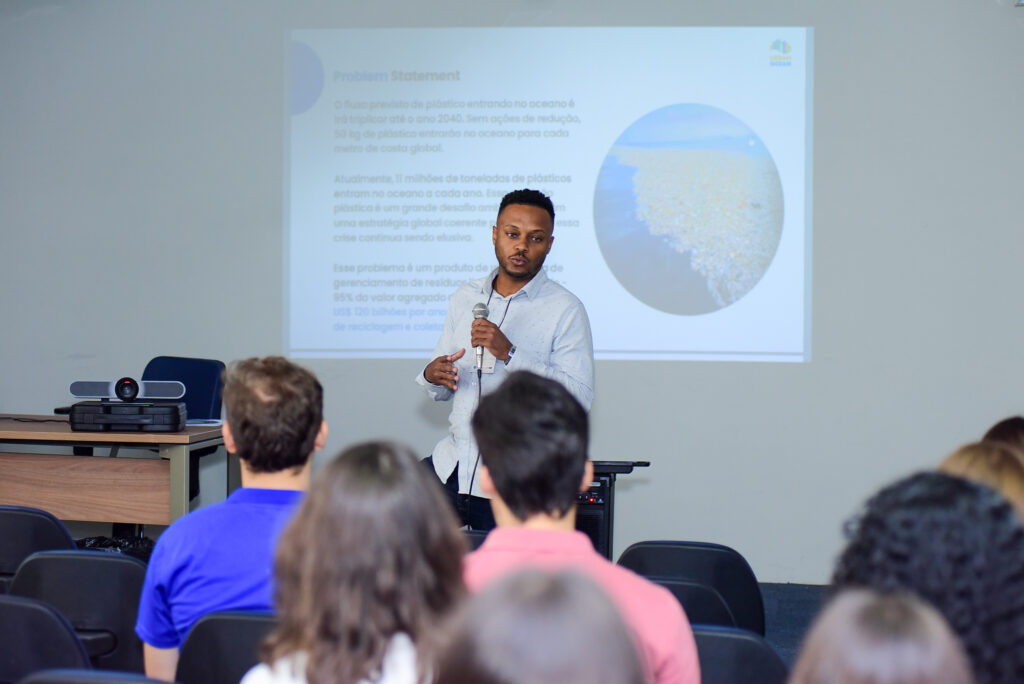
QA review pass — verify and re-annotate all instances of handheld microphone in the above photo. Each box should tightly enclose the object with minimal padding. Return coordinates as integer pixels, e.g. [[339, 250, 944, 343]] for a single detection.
[[472, 302, 489, 371]]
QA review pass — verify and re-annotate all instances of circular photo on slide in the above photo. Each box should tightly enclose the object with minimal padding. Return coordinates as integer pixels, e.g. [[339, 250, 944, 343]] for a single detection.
[[594, 103, 784, 315]]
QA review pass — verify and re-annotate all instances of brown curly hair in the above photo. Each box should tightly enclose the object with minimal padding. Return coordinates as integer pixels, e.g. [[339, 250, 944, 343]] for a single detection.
[[832, 472, 1024, 684]]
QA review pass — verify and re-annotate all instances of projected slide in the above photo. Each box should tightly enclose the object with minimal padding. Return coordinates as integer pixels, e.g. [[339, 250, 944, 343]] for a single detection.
[[286, 27, 812, 361]]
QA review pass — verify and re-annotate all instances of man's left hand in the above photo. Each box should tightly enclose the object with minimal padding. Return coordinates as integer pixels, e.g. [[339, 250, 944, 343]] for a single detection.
[[471, 319, 513, 361]]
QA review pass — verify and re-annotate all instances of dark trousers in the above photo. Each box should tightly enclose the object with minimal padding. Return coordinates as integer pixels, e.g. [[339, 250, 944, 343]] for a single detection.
[[422, 456, 496, 531]]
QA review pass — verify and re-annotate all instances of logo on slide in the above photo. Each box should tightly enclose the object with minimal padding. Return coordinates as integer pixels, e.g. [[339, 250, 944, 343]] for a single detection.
[[769, 40, 792, 67], [593, 103, 784, 316]]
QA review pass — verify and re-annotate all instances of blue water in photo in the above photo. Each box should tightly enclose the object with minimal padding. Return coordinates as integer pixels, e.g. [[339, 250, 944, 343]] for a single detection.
[[594, 157, 718, 314]]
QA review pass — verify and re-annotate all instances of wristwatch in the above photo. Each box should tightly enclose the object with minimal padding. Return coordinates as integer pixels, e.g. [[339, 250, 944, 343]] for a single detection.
[[504, 344, 516, 366]]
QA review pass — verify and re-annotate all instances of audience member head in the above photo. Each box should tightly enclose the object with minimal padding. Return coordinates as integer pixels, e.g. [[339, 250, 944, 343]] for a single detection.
[[221, 356, 325, 473], [498, 188, 555, 225], [982, 416, 1024, 452], [831, 471, 1024, 683], [939, 441, 1024, 516], [472, 370, 589, 521], [789, 588, 975, 684], [436, 568, 645, 684], [263, 440, 467, 684]]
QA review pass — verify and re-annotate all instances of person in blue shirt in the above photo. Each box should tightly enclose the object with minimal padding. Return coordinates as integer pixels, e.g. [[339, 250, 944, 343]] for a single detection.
[[135, 356, 328, 681]]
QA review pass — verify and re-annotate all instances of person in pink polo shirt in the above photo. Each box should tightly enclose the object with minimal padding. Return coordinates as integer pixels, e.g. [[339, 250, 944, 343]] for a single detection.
[[462, 371, 700, 684]]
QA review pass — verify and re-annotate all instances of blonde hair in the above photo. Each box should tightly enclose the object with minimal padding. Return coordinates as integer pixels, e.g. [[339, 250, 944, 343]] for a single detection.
[[436, 569, 645, 684], [790, 589, 975, 684], [939, 441, 1024, 516]]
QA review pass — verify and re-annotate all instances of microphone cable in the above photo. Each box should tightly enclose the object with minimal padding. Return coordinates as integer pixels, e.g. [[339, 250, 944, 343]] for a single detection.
[[466, 288, 514, 512]]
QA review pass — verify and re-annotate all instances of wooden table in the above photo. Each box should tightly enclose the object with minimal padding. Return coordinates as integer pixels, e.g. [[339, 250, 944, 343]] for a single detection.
[[0, 414, 224, 525]]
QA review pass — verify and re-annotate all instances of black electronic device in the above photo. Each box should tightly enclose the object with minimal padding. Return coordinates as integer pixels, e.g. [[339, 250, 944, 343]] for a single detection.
[[70, 378, 185, 400], [574, 461, 651, 560], [69, 401, 187, 432], [67, 376, 188, 432], [576, 476, 612, 558]]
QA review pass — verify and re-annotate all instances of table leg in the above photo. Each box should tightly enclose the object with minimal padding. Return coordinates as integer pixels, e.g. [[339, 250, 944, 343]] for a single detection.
[[162, 443, 190, 522]]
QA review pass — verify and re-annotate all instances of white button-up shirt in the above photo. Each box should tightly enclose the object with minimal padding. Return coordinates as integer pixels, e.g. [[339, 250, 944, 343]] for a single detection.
[[415, 267, 594, 496]]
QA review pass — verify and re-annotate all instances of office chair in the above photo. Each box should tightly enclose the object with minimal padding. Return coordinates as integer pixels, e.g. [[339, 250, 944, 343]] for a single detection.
[[175, 611, 278, 684], [692, 625, 788, 684], [464, 529, 489, 551], [650, 577, 737, 628], [18, 670, 166, 684], [0, 506, 76, 594], [10, 551, 147, 672], [617, 540, 765, 634], [141, 355, 226, 501], [0, 595, 91, 684], [141, 356, 225, 422]]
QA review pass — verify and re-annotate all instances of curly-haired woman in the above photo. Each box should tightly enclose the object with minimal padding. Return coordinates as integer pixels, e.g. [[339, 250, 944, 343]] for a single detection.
[[832, 471, 1024, 684]]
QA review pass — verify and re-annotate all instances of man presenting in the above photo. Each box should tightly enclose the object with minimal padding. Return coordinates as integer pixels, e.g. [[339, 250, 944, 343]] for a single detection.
[[416, 188, 594, 529]]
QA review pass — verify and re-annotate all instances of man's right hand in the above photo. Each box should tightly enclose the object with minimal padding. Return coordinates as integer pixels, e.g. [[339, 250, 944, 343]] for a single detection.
[[424, 348, 465, 391]]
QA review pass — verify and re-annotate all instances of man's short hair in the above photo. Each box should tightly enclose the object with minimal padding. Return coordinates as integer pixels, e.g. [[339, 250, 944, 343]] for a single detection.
[[221, 356, 323, 473], [497, 189, 555, 225], [472, 371, 588, 520]]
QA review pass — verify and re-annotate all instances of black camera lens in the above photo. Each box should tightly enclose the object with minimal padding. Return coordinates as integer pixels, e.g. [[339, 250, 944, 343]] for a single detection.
[[115, 377, 139, 402]]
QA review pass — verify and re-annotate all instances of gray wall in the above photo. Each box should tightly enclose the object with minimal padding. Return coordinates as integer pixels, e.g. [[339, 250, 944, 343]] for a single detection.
[[2, 0, 1022, 582]]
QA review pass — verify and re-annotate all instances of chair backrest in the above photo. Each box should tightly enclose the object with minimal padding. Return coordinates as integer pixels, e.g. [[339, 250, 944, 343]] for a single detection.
[[0, 595, 91, 684], [9, 551, 147, 673], [175, 611, 278, 684], [141, 356, 225, 420], [650, 578, 738, 628], [0, 506, 75, 593], [18, 670, 167, 684], [464, 529, 489, 551], [617, 540, 765, 634], [692, 625, 788, 684]]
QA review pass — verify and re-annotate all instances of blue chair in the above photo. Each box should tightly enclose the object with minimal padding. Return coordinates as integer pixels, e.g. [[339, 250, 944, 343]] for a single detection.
[[141, 356, 225, 423], [10, 551, 147, 672], [0, 594, 91, 683], [692, 625, 787, 684], [0, 506, 75, 594], [141, 356, 225, 501], [617, 540, 765, 635]]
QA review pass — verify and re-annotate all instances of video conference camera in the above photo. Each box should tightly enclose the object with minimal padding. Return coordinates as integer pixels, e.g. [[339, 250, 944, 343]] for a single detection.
[[70, 378, 185, 402]]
